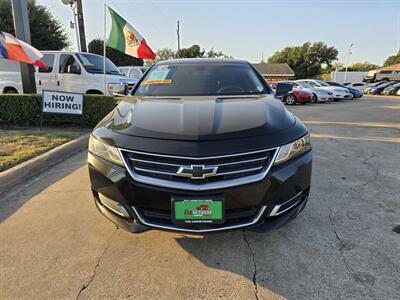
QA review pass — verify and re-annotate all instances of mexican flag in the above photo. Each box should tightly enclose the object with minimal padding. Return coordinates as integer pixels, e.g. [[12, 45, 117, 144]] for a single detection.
[[107, 6, 156, 59]]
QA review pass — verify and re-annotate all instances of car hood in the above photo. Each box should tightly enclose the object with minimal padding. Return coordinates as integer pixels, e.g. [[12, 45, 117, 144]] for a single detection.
[[321, 86, 347, 92], [105, 95, 296, 141]]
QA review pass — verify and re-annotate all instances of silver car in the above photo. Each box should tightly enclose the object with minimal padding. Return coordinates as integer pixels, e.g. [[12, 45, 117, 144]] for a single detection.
[[298, 79, 351, 100], [285, 81, 333, 103]]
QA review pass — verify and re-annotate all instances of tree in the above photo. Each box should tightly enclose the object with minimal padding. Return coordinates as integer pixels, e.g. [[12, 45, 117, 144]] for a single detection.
[[335, 62, 379, 72], [206, 48, 232, 58], [383, 51, 400, 66], [144, 45, 232, 66], [268, 41, 338, 79], [88, 39, 143, 66], [177, 44, 205, 58], [0, 0, 69, 50], [342, 62, 379, 71]]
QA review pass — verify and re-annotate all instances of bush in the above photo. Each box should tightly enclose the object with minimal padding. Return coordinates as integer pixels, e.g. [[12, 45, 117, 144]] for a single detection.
[[0, 94, 117, 127]]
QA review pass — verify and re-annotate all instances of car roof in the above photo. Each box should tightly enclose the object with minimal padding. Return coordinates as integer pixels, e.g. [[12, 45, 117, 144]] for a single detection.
[[157, 58, 249, 65]]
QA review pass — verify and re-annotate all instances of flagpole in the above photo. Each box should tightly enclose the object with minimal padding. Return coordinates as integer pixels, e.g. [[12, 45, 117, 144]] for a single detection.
[[103, 3, 107, 95]]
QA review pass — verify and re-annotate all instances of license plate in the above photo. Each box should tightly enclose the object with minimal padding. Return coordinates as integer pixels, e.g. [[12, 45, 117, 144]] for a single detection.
[[172, 198, 224, 225]]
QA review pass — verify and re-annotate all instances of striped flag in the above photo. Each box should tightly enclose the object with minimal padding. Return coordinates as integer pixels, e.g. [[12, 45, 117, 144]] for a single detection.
[[0, 31, 46, 68], [107, 6, 156, 60]]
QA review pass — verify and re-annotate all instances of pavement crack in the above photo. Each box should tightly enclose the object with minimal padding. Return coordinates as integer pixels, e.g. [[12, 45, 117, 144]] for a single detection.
[[350, 152, 380, 191], [242, 230, 259, 300], [75, 227, 118, 299], [326, 205, 353, 274]]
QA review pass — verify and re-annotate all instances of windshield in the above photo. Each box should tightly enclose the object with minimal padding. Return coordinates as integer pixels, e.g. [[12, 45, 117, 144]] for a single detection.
[[331, 82, 346, 88], [76, 53, 123, 75], [134, 63, 268, 96], [314, 80, 329, 86], [297, 81, 313, 89]]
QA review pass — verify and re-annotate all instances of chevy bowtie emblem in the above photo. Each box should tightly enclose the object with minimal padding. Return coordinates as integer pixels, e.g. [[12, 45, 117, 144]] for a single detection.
[[177, 165, 218, 180]]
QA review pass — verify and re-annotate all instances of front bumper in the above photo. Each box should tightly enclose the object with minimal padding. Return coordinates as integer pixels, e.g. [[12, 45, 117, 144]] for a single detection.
[[88, 150, 312, 233]]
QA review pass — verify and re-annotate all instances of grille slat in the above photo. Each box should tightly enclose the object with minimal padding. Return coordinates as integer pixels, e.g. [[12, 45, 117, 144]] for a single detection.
[[120, 148, 278, 190]]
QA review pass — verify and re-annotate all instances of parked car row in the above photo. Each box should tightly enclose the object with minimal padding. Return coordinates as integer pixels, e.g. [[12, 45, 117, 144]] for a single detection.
[[271, 79, 364, 105], [362, 81, 400, 95]]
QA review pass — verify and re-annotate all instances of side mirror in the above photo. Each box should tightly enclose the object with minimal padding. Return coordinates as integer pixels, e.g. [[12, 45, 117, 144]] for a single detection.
[[275, 82, 293, 97], [113, 83, 128, 96], [67, 64, 80, 74]]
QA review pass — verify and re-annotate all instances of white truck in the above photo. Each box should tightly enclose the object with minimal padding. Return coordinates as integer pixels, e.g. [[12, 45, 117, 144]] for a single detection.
[[0, 51, 137, 95]]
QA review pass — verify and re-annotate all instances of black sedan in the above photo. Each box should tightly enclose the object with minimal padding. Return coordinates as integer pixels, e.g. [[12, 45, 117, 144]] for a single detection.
[[88, 59, 312, 234]]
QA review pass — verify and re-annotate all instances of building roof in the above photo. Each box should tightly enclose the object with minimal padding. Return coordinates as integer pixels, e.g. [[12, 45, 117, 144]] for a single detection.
[[375, 63, 400, 72], [252, 61, 295, 76]]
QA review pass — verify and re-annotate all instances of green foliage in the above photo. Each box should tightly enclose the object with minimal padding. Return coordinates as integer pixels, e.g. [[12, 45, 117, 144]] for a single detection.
[[268, 41, 338, 79], [178, 45, 205, 58], [206, 48, 232, 58], [144, 45, 232, 66], [0, 0, 69, 50], [339, 62, 379, 71], [88, 39, 143, 66], [0, 94, 117, 127], [383, 51, 400, 67]]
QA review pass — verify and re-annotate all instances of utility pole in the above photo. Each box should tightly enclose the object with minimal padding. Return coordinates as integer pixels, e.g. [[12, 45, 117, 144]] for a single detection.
[[61, 0, 81, 51], [344, 43, 354, 83], [76, 0, 87, 52], [11, 0, 37, 94], [176, 21, 180, 58]]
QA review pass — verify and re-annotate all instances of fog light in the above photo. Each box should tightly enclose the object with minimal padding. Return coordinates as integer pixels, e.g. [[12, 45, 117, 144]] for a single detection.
[[98, 193, 130, 218]]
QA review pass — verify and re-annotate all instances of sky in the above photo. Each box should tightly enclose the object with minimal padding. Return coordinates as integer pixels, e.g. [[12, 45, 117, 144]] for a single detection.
[[37, 0, 400, 66]]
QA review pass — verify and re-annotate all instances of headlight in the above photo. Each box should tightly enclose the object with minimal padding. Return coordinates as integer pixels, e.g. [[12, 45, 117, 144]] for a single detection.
[[107, 83, 118, 95], [274, 133, 311, 165], [88, 135, 123, 166]]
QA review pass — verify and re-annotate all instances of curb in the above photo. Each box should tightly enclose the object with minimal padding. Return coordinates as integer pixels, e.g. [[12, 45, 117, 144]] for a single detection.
[[0, 133, 90, 194]]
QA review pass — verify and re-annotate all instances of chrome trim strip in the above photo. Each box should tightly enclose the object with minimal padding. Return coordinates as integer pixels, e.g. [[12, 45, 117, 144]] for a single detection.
[[118, 147, 279, 191], [216, 166, 263, 176], [98, 193, 130, 218], [269, 191, 303, 217], [134, 165, 263, 178], [130, 157, 182, 167], [120, 147, 278, 160], [131, 205, 267, 233], [130, 156, 267, 168], [134, 166, 177, 176]]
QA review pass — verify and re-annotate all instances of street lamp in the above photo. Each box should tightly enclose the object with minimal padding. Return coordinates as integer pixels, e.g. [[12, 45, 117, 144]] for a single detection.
[[344, 43, 354, 83], [61, 0, 81, 51]]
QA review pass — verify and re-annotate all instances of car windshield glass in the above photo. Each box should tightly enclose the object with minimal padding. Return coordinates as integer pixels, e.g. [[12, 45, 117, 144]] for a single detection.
[[76, 53, 122, 75], [297, 81, 313, 89], [315, 80, 329, 86], [333, 82, 346, 88], [134, 63, 268, 96]]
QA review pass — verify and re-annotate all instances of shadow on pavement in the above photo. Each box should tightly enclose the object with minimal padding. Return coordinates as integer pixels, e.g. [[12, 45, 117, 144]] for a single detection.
[[0, 150, 87, 223]]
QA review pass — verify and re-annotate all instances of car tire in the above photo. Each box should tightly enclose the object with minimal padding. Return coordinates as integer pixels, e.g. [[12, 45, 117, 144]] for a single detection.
[[311, 94, 318, 103], [4, 88, 18, 94], [285, 94, 297, 105], [349, 93, 354, 100]]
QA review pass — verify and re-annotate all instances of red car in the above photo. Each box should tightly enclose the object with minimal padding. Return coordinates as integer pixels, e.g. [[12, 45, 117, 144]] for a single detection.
[[270, 82, 313, 105], [282, 89, 313, 105]]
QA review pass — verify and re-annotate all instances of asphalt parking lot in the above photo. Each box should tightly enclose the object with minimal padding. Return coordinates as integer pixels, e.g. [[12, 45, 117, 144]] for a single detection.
[[0, 95, 399, 300]]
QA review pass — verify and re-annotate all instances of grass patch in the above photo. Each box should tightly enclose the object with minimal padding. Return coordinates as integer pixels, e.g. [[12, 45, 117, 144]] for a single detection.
[[393, 225, 400, 234], [0, 128, 86, 172]]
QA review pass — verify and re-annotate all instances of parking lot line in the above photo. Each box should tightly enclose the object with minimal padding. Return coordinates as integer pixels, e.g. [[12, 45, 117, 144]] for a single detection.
[[311, 133, 400, 143]]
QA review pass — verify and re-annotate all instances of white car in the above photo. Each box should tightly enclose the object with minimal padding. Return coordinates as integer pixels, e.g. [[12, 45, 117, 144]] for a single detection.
[[119, 66, 149, 80], [0, 51, 135, 96], [288, 80, 333, 102], [298, 79, 352, 100], [345, 82, 367, 92]]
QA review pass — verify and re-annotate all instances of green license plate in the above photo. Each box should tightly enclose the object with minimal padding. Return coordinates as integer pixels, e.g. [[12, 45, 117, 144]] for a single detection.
[[172, 198, 225, 225]]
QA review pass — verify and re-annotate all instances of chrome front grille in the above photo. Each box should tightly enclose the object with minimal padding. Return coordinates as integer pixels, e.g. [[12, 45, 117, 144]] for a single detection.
[[119, 147, 279, 191]]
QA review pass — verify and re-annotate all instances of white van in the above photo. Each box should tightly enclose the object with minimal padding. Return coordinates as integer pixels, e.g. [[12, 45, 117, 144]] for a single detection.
[[0, 51, 136, 95]]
